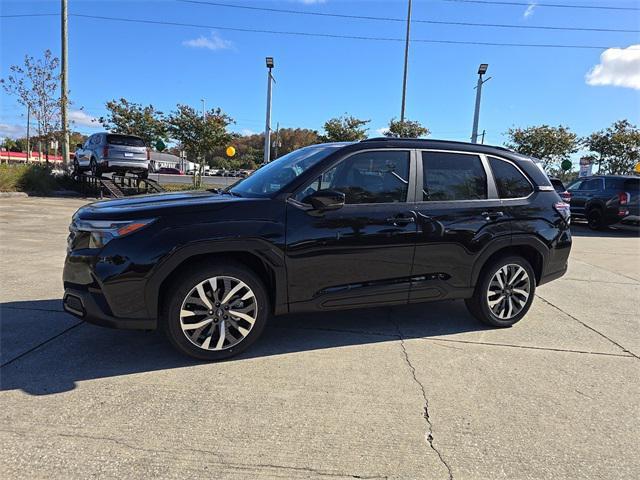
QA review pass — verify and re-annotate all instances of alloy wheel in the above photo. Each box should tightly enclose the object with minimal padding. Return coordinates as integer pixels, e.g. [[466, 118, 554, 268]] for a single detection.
[[486, 264, 531, 320], [179, 276, 257, 351]]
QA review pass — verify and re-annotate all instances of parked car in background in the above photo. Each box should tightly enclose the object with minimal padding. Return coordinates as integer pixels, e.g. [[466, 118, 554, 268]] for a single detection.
[[156, 167, 182, 175], [63, 138, 572, 360], [567, 175, 640, 229], [549, 177, 571, 203], [74, 133, 149, 178]]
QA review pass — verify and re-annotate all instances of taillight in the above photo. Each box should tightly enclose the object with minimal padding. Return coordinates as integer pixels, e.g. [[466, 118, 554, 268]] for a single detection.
[[553, 201, 571, 222], [561, 191, 571, 203], [102, 146, 109, 158], [618, 192, 630, 205]]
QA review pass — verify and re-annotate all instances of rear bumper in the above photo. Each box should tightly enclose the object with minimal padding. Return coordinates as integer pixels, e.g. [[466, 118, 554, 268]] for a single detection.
[[63, 288, 156, 330], [102, 159, 149, 171]]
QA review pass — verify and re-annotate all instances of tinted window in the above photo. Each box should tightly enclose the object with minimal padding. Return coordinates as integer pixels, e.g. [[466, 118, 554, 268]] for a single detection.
[[567, 180, 582, 191], [106, 135, 145, 147], [298, 150, 410, 204], [422, 152, 487, 201], [550, 179, 565, 192], [623, 178, 640, 193], [581, 179, 602, 190], [489, 157, 533, 198]]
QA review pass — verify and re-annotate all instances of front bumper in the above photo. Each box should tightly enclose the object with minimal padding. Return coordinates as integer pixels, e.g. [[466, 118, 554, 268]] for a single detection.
[[63, 288, 156, 330]]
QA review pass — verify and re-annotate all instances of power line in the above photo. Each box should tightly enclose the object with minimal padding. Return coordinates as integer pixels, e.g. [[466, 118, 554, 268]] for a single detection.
[[440, 0, 640, 11], [69, 13, 631, 50], [177, 0, 640, 33], [0, 13, 58, 18]]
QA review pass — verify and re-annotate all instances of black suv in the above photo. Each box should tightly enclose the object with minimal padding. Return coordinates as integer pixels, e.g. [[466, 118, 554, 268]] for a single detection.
[[567, 175, 640, 229], [63, 139, 572, 360]]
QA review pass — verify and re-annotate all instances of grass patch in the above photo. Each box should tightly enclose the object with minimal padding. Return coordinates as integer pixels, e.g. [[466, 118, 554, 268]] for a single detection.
[[0, 164, 66, 194]]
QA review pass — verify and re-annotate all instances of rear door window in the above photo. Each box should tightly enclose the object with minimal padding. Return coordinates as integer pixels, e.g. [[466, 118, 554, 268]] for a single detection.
[[488, 157, 533, 199], [580, 178, 602, 191], [106, 135, 146, 147], [421, 152, 487, 201]]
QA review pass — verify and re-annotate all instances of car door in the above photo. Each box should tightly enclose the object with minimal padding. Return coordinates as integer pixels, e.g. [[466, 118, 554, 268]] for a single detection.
[[285, 149, 418, 311], [77, 135, 93, 167], [410, 150, 510, 302], [571, 178, 602, 216]]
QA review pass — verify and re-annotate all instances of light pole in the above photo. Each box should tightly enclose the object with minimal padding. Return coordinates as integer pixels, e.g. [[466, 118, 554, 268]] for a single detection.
[[264, 57, 274, 164], [201, 98, 206, 119], [471, 63, 491, 144], [400, 0, 412, 123], [61, 0, 69, 168]]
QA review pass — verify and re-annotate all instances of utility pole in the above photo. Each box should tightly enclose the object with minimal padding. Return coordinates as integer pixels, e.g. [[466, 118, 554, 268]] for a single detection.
[[471, 63, 491, 144], [61, 0, 70, 168], [201, 98, 206, 119], [400, 0, 412, 123], [480, 130, 486, 144], [264, 57, 274, 164], [26, 104, 31, 162]]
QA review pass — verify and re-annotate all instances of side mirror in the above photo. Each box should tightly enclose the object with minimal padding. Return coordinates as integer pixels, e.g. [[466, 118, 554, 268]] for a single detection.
[[76, 143, 83, 150], [304, 189, 345, 211]]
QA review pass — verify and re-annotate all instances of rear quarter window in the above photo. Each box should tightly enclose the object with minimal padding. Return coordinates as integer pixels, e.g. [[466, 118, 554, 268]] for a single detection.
[[106, 135, 146, 147], [489, 157, 533, 198]]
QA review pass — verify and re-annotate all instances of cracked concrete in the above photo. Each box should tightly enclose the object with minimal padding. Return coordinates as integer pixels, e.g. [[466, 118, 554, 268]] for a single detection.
[[1, 198, 639, 479]]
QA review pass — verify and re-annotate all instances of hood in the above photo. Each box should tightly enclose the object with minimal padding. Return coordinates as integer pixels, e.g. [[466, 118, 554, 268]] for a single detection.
[[77, 190, 253, 220]]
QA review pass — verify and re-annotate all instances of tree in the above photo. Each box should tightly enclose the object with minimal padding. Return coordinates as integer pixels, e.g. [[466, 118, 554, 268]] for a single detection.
[[583, 120, 640, 175], [505, 125, 579, 171], [167, 104, 233, 186], [275, 128, 320, 156], [321, 115, 369, 142], [2, 50, 62, 165], [99, 98, 167, 147], [385, 118, 429, 138]]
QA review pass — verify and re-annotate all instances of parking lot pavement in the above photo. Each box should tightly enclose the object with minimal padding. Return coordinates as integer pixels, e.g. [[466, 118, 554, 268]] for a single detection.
[[1, 197, 639, 479]]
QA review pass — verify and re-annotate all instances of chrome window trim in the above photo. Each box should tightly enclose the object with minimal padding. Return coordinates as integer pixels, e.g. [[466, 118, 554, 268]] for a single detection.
[[291, 148, 416, 206], [415, 149, 497, 203], [486, 155, 536, 201]]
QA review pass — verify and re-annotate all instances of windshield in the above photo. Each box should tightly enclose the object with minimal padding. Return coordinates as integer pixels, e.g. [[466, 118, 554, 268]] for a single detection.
[[229, 144, 348, 197]]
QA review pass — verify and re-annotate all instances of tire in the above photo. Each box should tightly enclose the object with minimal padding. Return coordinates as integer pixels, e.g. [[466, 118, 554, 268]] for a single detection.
[[161, 261, 270, 360], [587, 208, 604, 230], [465, 255, 536, 328], [138, 169, 149, 180], [72, 159, 80, 177], [90, 158, 101, 177]]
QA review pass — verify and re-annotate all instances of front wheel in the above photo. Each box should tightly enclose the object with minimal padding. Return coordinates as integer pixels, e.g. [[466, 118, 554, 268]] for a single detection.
[[465, 256, 536, 327], [587, 208, 604, 230], [162, 261, 270, 360]]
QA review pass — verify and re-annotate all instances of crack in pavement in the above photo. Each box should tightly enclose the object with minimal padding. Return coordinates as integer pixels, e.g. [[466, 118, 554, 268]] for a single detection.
[[535, 295, 639, 360], [273, 325, 632, 358], [386, 310, 454, 480], [2, 429, 386, 479], [571, 259, 639, 284], [0, 321, 84, 368]]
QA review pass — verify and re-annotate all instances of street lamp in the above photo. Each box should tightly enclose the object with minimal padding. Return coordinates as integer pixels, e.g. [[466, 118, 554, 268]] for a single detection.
[[264, 57, 275, 163], [471, 63, 491, 144], [201, 98, 206, 120]]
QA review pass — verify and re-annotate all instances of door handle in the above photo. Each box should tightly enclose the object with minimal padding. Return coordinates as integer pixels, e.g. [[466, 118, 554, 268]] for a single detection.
[[386, 215, 415, 225], [481, 211, 504, 220]]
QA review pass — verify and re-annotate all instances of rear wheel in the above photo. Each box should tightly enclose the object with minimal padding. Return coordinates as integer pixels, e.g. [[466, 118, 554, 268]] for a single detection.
[[587, 208, 604, 230], [90, 158, 101, 177], [465, 256, 536, 327], [138, 168, 149, 180], [72, 159, 80, 177], [162, 261, 269, 360]]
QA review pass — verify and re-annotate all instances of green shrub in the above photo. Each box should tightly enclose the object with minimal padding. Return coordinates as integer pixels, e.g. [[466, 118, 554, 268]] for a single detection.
[[0, 164, 60, 194]]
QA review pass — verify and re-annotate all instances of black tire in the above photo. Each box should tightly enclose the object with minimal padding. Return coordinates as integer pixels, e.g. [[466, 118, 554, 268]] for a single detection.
[[72, 159, 80, 177], [90, 158, 101, 177], [161, 261, 270, 361], [587, 208, 604, 230], [465, 255, 536, 328], [138, 169, 149, 180]]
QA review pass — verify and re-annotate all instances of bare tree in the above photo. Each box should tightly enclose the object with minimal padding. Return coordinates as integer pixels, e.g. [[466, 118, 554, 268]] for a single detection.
[[2, 50, 61, 165]]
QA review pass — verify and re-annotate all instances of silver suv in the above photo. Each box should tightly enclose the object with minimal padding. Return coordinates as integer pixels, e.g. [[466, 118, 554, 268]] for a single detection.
[[74, 133, 149, 178]]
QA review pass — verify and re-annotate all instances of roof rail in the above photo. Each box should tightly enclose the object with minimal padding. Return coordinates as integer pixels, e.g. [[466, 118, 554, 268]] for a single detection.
[[360, 137, 513, 151]]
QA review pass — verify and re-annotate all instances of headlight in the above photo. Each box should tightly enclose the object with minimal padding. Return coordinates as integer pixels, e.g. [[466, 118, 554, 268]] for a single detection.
[[75, 218, 156, 248]]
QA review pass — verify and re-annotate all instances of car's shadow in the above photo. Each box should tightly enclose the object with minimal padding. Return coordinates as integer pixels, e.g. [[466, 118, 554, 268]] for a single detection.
[[0, 298, 488, 395], [570, 221, 640, 238]]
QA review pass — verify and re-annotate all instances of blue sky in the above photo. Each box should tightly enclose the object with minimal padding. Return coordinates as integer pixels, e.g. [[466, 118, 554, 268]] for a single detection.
[[1, 0, 639, 150]]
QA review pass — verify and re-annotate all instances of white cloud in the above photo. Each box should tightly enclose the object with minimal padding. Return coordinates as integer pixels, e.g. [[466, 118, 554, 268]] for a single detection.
[[69, 109, 99, 127], [523, 3, 536, 18], [182, 32, 233, 51], [585, 44, 640, 90], [374, 128, 388, 137], [0, 123, 26, 139], [240, 128, 256, 136]]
